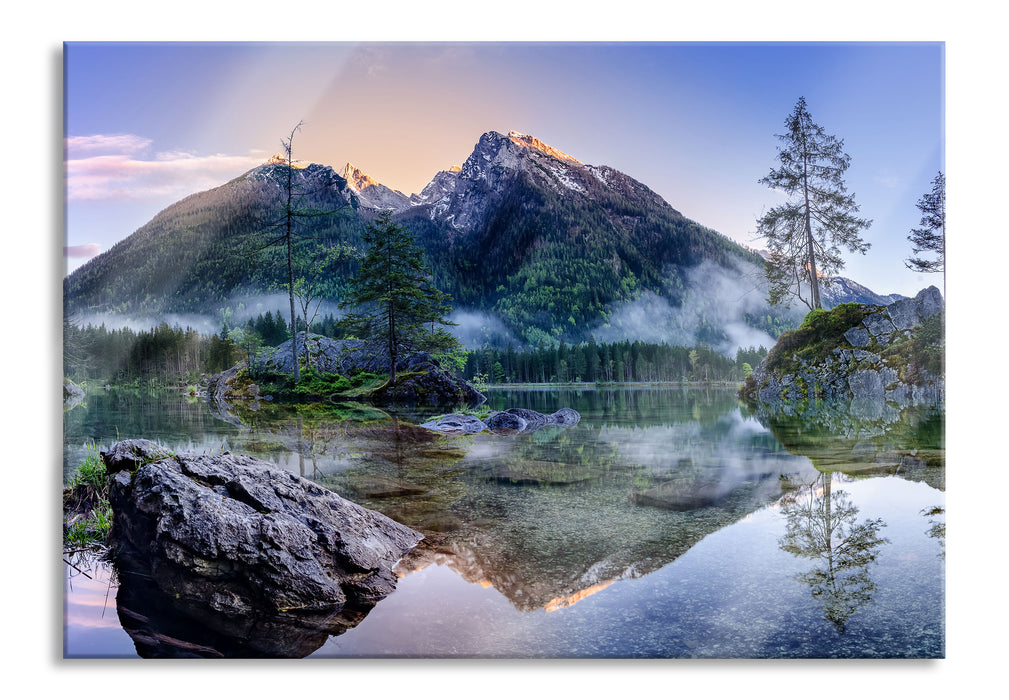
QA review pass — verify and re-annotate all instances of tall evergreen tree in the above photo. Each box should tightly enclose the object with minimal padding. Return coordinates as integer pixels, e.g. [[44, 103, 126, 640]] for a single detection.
[[340, 212, 458, 384], [251, 121, 349, 381], [905, 171, 945, 286], [757, 97, 872, 310]]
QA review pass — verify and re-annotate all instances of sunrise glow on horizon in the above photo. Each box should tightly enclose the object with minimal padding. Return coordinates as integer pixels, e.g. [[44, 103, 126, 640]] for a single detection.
[[64, 41, 944, 297]]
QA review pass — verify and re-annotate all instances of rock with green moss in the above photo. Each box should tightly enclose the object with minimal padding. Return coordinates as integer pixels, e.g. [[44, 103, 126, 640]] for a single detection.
[[742, 286, 944, 405], [101, 439, 173, 473], [207, 333, 485, 408]]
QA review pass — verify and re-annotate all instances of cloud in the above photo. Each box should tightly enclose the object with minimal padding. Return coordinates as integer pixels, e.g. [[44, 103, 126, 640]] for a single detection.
[[449, 309, 520, 349], [65, 133, 264, 201], [592, 260, 789, 356], [65, 243, 101, 259], [66, 133, 152, 155]]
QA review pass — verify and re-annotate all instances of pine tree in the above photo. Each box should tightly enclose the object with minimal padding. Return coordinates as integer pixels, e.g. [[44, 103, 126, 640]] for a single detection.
[[339, 212, 458, 384], [757, 97, 872, 310], [905, 171, 945, 286], [250, 121, 349, 381]]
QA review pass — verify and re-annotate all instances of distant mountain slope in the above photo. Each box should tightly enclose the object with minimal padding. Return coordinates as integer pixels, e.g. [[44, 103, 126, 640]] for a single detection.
[[64, 162, 364, 316], [65, 130, 901, 352], [340, 163, 411, 211], [818, 277, 905, 308], [745, 248, 905, 309]]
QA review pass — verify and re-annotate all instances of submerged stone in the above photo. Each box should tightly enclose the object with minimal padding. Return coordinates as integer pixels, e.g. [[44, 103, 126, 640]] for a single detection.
[[551, 408, 581, 427], [419, 413, 489, 434], [421, 407, 581, 436], [485, 411, 527, 434]]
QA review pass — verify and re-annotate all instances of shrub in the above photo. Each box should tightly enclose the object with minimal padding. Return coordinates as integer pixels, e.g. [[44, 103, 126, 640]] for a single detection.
[[909, 311, 945, 379], [63, 441, 113, 548], [288, 369, 388, 400], [765, 303, 874, 376], [65, 440, 106, 493]]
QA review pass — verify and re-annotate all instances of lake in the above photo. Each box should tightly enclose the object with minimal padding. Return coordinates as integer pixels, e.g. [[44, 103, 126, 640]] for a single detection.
[[62, 385, 944, 658]]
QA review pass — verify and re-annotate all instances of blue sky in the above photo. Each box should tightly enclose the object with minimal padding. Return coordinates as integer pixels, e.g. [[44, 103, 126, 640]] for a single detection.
[[64, 41, 944, 297]]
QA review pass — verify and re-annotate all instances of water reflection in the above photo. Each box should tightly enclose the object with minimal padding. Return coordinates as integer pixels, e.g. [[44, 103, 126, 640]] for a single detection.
[[63, 388, 247, 482], [63, 387, 946, 658], [746, 397, 945, 490], [113, 564, 379, 658], [779, 473, 888, 634], [921, 505, 946, 557], [315, 393, 823, 614]]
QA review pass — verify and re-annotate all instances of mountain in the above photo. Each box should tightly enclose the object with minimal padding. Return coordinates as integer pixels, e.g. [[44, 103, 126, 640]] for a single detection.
[[64, 160, 363, 318], [389, 131, 798, 350], [64, 130, 899, 352], [818, 277, 906, 308], [746, 248, 906, 309], [340, 163, 411, 211]]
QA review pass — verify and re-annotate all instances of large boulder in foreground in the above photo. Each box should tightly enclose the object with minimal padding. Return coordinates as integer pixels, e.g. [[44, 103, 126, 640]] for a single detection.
[[105, 439, 422, 657]]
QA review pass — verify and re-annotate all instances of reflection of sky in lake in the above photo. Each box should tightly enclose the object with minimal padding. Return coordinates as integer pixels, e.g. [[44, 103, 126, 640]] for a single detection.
[[63, 388, 944, 658], [312, 474, 943, 658], [63, 562, 134, 658]]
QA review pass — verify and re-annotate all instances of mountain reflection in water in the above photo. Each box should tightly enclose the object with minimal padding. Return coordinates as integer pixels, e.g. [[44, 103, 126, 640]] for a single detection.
[[63, 387, 944, 658]]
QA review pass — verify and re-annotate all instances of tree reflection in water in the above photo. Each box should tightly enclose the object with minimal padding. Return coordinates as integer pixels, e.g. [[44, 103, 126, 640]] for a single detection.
[[921, 505, 945, 558], [778, 472, 888, 634]]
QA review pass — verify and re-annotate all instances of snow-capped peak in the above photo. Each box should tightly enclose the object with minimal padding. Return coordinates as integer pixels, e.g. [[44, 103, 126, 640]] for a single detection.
[[264, 153, 308, 169], [341, 162, 384, 192], [338, 163, 411, 211], [507, 131, 583, 165]]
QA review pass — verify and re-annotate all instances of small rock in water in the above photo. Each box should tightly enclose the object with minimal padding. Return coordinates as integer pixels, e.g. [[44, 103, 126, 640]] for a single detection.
[[550, 408, 581, 427], [485, 411, 528, 434], [420, 407, 581, 435], [419, 413, 489, 434]]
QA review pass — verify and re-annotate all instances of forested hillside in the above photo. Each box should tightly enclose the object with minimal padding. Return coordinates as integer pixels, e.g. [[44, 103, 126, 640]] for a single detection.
[[63, 315, 767, 388], [463, 340, 768, 385], [64, 164, 365, 316], [401, 171, 777, 347], [65, 132, 804, 352]]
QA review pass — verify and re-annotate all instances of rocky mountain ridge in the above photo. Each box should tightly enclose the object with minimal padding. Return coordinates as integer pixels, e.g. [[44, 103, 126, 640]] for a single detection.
[[817, 276, 906, 308], [64, 129, 903, 349], [340, 162, 412, 211]]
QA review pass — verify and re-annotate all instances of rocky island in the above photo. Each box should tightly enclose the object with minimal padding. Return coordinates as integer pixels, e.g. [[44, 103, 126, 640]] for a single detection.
[[206, 332, 486, 408], [741, 286, 944, 405]]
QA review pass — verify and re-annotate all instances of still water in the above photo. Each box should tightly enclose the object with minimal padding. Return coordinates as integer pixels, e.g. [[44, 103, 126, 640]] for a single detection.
[[63, 386, 944, 658]]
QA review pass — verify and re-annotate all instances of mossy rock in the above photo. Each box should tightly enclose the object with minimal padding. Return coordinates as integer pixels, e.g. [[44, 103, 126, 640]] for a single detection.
[[765, 303, 877, 377]]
